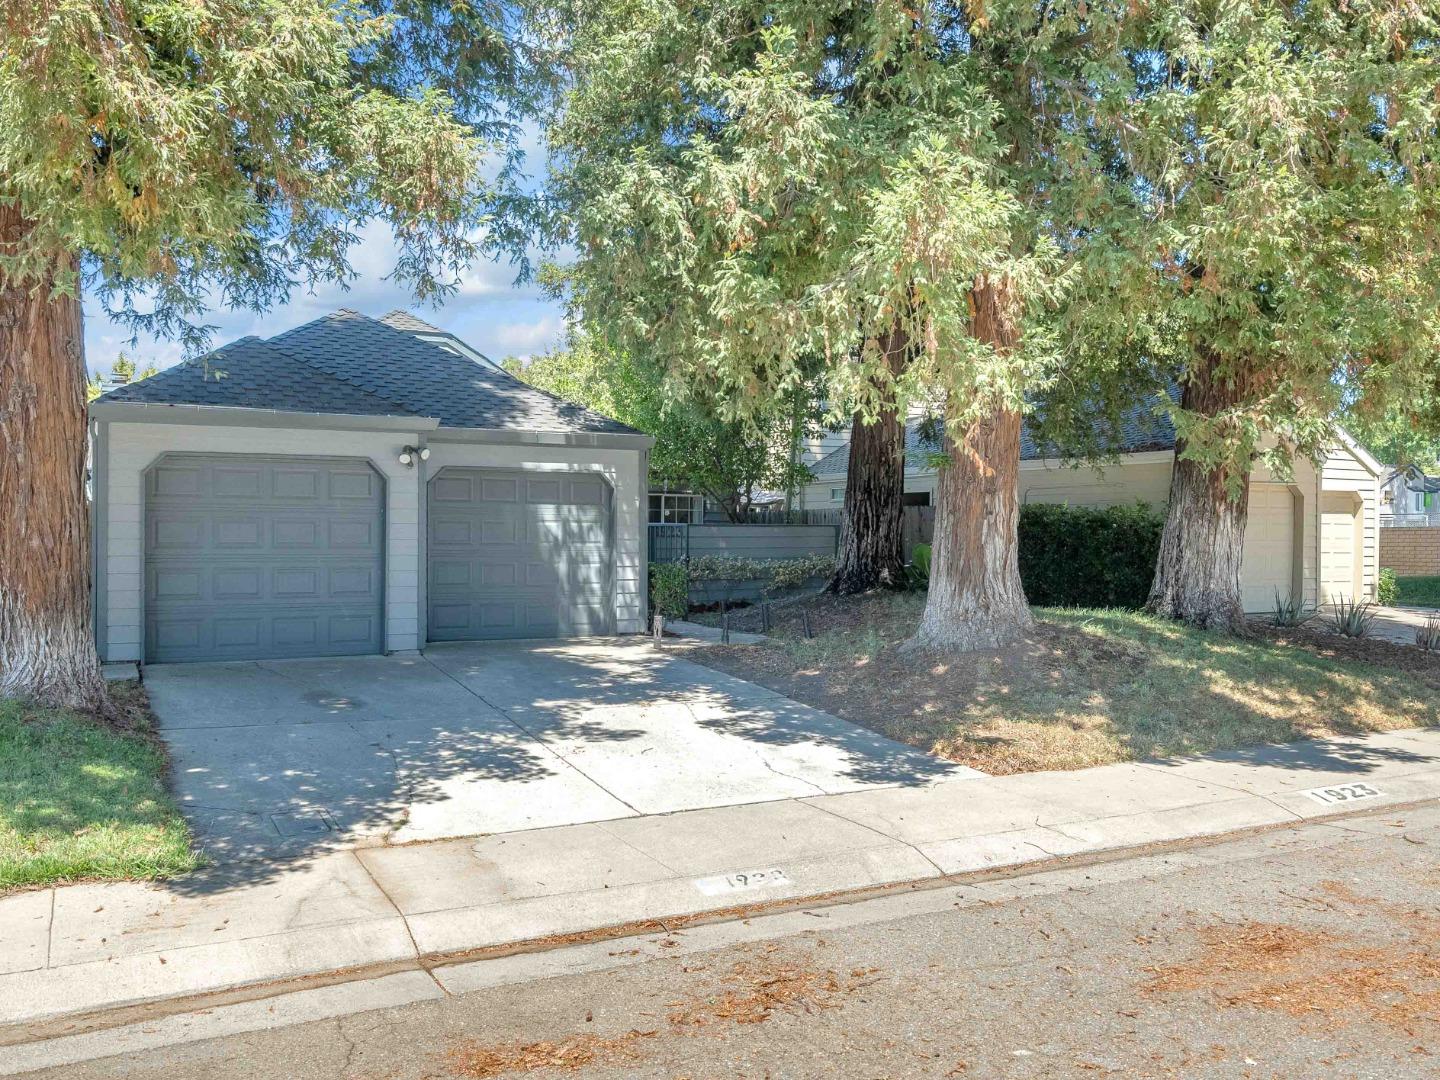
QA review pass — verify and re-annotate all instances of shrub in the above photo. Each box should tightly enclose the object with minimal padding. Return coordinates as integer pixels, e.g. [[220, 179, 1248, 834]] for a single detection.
[[1327, 597, 1376, 638], [905, 543, 932, 590], [687, 554, 836, 593], [1417, 613, 1440, 652], [1272, 590, 1312, 627], [649, 562, 688, 620], [1016, 501, 1164, 609], [1378, 567, 1399, 605]]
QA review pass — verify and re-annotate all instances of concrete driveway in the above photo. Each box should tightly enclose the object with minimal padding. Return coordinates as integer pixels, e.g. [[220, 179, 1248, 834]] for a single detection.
[[146, 639, 971, 862]]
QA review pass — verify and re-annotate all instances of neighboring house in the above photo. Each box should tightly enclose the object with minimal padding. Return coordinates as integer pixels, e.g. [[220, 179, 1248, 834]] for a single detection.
[[89, 309, 653, 664], [800, 405, 1383, 612], [1380, 464, 1440, 526]]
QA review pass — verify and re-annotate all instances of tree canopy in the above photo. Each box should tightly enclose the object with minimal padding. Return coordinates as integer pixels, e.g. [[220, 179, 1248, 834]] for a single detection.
[[505, 335, 816, 519]]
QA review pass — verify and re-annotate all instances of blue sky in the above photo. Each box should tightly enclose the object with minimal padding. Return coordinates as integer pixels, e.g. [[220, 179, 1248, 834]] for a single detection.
[[83, 124, 567, 375], [82, 222, 568, 375]]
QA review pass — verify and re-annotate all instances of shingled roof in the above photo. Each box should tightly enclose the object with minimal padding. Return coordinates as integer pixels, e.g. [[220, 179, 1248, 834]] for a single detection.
[[97, 309, 640, 436], [810, 394, 1178, 478]]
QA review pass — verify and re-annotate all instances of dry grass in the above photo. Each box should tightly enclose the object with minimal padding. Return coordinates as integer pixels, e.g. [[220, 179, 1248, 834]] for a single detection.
[[692, 593, 1440, 774]]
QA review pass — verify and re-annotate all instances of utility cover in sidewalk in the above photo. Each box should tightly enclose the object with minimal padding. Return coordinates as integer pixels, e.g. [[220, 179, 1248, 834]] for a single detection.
[[270, 810, 339, 837]]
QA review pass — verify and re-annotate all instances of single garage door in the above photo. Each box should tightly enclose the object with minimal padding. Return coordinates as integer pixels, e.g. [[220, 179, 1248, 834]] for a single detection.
[[1319, 492, 1362, 606], [1240, 483, 1297, 613], [427, 468, 613, 640], [145, 454, 385, 663]]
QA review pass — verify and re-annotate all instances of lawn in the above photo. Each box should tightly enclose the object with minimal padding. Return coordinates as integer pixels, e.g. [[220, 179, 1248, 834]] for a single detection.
[[1, 683, 202, 892], [1395, 576, 1440, 607], [691, 593, 1440, 775]]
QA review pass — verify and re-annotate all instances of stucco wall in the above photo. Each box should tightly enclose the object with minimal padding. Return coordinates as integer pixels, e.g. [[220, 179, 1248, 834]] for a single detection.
[[97, 420, 647, 662]]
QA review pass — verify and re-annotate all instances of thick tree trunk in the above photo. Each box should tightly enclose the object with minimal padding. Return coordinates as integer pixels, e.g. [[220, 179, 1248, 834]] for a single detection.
[[1145, 353, 1251, 634], [0, 202, 110, 713], [828, 324, 907, 594], [908, 277, 1033, 652]]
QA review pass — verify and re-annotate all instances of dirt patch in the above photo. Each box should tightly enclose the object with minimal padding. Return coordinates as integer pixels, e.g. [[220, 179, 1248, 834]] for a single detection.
[[685, 592, 1440, 775], [444, 945, 877, 1076]]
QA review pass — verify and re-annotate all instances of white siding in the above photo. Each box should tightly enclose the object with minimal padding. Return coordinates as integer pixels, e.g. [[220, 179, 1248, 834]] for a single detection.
[[98, 422, 650, 662]]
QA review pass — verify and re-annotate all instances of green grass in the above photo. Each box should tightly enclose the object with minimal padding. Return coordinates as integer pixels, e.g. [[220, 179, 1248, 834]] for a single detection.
[[1395, 576, 1440, 607], [702, 594, 1440, 775], [1, 688, 202, 891]]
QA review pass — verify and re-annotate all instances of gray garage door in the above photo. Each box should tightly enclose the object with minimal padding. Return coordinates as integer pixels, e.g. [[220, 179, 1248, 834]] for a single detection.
[[427, 468, 613, 640], [145, 454, 385, 663]]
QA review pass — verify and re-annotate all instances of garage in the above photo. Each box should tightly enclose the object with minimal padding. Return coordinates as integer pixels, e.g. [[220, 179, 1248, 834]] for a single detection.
[[427, 467, 614, 641], [1319, 491, 1363, 605], [145, 454, 385, 663], [1240, 483, 1297, 613]]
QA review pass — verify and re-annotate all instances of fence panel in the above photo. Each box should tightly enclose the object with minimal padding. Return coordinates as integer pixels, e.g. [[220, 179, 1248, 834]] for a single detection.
[[647, 523, 690, 565], [902, 506, 935, 558], [686, 523, 838, 561]]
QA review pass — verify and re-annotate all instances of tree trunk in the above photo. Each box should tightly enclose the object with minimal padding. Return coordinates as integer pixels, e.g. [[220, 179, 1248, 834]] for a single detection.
[[908, 277, 1033, 652], [0, 202, 110, 713], [1145, 353, 1251, 633], [828, 324, 907, 594]]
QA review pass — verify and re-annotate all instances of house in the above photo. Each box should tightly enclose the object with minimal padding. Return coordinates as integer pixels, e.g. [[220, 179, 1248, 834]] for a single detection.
[[1380, 464, 1440, 526], [88, 309, 653, 664], [800, 406, 1383, 613]]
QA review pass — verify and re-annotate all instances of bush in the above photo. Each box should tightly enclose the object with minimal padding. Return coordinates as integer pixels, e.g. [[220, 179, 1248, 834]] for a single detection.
[[1016, 501, 1164, 609], [1396, 575, 1440, 606], [687, 553, 836, 593], [1377, 567, 1399, 605], [905, 543, 932, 590], [649, 562, 688, 620]]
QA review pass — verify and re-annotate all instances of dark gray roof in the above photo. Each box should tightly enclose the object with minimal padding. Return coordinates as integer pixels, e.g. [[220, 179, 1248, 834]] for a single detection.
[[810, 395, 1178, 478], [97, 309, 639, 436], [378, 309, 445, 334]]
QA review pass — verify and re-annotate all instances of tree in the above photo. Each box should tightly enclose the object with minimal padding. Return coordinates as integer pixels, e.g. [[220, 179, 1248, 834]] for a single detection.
[[546, 3, 1064, 651], [1, 0, 533, 710], [505, 335, 815, 521], [1041, 0, 1440, 631]]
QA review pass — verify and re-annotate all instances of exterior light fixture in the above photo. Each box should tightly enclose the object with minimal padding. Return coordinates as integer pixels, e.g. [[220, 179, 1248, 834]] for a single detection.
[[398, 445, 430, 467]]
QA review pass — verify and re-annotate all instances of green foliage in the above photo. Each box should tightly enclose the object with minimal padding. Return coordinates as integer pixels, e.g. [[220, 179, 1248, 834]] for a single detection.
[[906, 543, 933, 590], [1395, 576, 1440, 608], [508, 334, 817, 519], [1272, 591, 1313, 628], [648, 563, 688, 620], [1328, 599, 1378, 640], [687, 554, 836, 593], [1016, 503, 1165, 610], [1417, 613, 1440, 653], [1378, 568, 1400, 606], [1, 0, 534, 347]]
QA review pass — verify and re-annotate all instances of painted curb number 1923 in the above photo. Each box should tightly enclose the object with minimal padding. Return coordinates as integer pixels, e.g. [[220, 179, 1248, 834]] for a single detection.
[[1303, 782, 1383, 806]]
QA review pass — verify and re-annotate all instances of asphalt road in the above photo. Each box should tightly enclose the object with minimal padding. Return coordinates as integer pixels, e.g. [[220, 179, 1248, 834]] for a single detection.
[[25, 803, 1440, 1079]]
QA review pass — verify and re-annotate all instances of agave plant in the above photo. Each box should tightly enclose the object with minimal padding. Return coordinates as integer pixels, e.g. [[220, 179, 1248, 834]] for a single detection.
[[1272, 591, 1311, 627], [1327, 597, 1377, 639], [1416, 614, 1440, 652]]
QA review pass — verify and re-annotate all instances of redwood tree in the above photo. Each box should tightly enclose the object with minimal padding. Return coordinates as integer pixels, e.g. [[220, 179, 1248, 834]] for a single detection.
[[547, 3, 1062, 649], [0, 0, 529, 709], [1040, 0, 1440, 630]]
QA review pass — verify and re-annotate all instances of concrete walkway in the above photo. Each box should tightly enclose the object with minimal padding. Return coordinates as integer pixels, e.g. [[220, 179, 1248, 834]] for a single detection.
[[1369, 604, 1439, 645], [4, 725, 1440, 1034]]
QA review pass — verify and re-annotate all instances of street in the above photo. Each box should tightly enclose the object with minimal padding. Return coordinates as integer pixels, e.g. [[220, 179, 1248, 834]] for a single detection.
[[19, 800, 1440, 1079]]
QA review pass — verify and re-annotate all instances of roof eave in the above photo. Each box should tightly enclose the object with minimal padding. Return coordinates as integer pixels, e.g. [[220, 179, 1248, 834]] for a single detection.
[[88, 400, 440, 432]]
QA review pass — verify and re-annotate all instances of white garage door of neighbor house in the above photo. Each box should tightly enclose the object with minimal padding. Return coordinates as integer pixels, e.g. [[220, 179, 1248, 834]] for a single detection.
[[144, 454, 386, 663], [426, 468, 614, 641], [1240, 483, 1296, 613]]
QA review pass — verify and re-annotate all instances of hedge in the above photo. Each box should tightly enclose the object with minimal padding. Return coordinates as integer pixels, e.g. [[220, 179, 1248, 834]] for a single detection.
[[1016, 501, 1164, 609]]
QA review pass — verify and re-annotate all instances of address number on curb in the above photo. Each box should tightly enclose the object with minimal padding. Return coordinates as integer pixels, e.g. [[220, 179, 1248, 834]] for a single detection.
[[1303, 782, 1383, 806], [693, 868, 791, 897]]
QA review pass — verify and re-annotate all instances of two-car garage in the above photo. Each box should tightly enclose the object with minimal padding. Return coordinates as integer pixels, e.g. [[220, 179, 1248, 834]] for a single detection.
[[142, 454, 614, 663]]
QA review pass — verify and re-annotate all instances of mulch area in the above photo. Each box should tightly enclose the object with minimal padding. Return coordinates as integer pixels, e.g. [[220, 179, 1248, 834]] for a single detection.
[[1251, 621, 1440, 689]]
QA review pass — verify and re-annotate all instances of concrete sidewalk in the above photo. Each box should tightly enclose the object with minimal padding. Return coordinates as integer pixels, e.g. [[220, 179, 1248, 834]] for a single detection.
[[5, 725, 1440, 1034]]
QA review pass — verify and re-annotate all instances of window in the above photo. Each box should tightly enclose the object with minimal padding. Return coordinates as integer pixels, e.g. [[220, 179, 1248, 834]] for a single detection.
[[648, 492, 703, 524], [830, 487, 844, 503]]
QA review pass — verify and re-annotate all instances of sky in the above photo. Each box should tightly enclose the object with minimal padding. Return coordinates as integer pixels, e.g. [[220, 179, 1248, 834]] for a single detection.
[[81, 223, 568, 376], [82, 124, 567, 377]]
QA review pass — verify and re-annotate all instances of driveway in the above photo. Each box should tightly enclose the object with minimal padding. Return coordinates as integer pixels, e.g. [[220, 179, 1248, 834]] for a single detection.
[[1368, 605, 1437, 646], [146, 639, 971, 862]]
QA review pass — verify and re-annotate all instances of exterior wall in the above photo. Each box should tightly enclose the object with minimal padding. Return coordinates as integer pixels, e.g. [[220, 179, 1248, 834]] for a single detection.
[[686, 523, 837, 561], [425, 439, 648, 636], [97, 421, 650, 662], [100, 421, 425, 662], [1379, 526, 1440, 576], [1018, 459, 1172, 507], [1319, 443, 1380, 601]]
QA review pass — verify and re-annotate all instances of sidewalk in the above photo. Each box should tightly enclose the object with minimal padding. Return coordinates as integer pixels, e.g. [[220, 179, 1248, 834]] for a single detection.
[[5, 725, 1440, 1035]]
